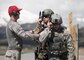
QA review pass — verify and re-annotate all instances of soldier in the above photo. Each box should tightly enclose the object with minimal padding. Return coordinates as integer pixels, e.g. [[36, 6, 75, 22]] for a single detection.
[[5, 5, 39, 60], [34, 9, 54, 60], [39, 13, 74, 60], [33, 9, 54, 34]]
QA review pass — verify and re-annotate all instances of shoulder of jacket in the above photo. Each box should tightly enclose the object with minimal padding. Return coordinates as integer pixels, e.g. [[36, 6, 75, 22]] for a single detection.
[[44, 28, 50, 31], [63, 27, 70, 35], [7, 21, 20, 30]]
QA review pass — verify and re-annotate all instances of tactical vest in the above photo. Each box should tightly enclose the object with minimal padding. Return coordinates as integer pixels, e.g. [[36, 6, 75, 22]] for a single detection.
[[47, 30, 68, 55]]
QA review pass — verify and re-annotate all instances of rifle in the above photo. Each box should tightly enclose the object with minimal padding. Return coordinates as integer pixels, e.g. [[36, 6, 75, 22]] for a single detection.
[[32, 11, 44, 34], [39, 11, 44, 23], [39, 11, 41, 18]]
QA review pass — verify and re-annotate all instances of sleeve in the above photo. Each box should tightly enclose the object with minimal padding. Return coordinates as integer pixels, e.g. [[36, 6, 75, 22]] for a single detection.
[[67, 34, 74, 60], [11, 22, 39, 40], [39, 28, 51, 42]]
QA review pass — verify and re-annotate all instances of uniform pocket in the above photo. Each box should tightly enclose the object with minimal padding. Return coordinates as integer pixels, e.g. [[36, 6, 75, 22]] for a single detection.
[[5, 50, 12, 58], [5, 50, 17, 60]]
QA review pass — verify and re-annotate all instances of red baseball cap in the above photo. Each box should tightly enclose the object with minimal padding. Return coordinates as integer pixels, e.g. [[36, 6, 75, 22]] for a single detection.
[[8, 5, 22, 14]]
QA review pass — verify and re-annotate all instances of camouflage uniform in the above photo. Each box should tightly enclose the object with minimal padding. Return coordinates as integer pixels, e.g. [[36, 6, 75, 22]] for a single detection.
[[32, 9, 54, 34], [39, 14, 74, 60], [5, 20, 39, 60], [39, 27, 74, 60], [33, 9, 54, 60], [33, 21, 47, 34]]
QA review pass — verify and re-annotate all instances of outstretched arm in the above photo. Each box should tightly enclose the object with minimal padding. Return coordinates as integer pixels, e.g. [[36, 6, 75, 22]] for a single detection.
[[10, 22, 39, 40], [39, 28, 51, 42]]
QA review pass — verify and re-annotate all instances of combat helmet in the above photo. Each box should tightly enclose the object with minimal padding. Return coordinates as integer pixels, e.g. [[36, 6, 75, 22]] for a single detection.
[[42, 9, 54, 17], [51, 14, 62, 24]]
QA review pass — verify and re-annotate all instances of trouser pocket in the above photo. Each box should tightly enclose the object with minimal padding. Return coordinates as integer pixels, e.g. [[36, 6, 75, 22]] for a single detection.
[[5, 50, 17, 60]]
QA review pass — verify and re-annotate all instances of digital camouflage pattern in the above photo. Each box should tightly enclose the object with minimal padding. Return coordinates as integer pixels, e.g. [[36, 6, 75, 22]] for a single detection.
[[39, 28, 74, 60]]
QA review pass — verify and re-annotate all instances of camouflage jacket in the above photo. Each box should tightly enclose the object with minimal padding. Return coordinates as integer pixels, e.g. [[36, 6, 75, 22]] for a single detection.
[[6, 20, 39, 50], [32, 21, 47, 34], [39, 28, 74, 60]]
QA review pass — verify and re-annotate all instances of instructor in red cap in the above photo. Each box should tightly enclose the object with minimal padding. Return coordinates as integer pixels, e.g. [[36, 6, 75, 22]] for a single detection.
[[5, 5, 39, 60]]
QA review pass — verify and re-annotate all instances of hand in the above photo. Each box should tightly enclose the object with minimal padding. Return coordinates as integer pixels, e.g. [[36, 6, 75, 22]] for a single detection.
[[37, 18, 42, 23], [47, 22, 53, 29]]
